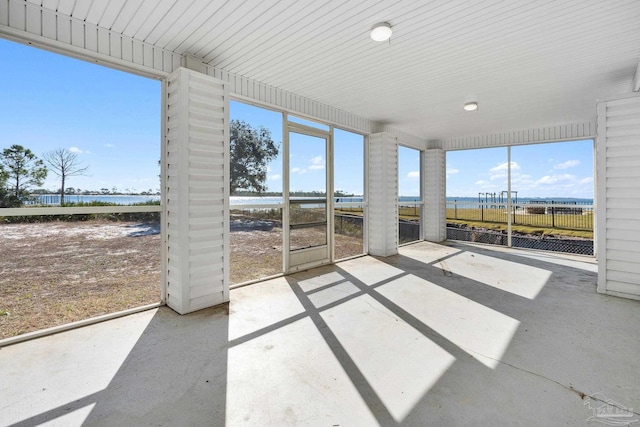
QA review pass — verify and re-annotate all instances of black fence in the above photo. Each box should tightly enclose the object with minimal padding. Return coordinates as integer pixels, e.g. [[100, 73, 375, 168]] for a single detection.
[[446, 201, 593, 231], [446, 226, 593, 255]]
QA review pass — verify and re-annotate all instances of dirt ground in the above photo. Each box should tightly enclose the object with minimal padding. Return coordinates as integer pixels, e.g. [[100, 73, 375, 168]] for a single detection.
[[1, 218, 364, 339], [0, 220, 161, 339]]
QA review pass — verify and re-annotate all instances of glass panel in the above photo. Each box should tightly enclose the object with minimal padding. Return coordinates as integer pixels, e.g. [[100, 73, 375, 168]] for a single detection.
[[398, 146, 422, 201], [334, 128, 365, 259], [290, 225, 327, 251], [334, 206, 364, 259], [334, 128, 364, 200], [0, 213, 161, 339], [230, 207, 283, 284], [289, 200, 327, 250], [229, 100, 283, 203], [399, 204, 421, 244], [289, 132, 328, 254], [398, 146, 422, 244]]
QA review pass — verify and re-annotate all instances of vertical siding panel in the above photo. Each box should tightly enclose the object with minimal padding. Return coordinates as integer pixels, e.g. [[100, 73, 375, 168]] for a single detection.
[[132, 39, 144, 65], [9, 0, 26, 30], [57, 15, 71, 44], [153, 46, 163, 70], [0, 0, 8, 26], [84, 26, 98, 52], [109, 32, 121, 59], [41, 8, 56, 39], [24, 3, 40, 35], [121, 37, 133, 62], [71, 20, 84, 47], [97, 27, 109, 55], [142, 43, 153, 68]]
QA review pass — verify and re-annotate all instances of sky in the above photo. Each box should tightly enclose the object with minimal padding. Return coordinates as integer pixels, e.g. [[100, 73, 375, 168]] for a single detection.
[[0, 38, 161, 194], [1, 38, 593, 199], [446, 141, 594, 199]]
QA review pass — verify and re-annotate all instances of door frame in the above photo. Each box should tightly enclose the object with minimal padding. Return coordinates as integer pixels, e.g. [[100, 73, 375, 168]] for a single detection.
[[283, 116, 334, 273]]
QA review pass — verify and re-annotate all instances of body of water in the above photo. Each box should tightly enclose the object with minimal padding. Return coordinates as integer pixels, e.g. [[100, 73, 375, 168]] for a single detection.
[[230, 196, 593, 206], [32, 194, 593, 207], [34, 194, 161, 205]]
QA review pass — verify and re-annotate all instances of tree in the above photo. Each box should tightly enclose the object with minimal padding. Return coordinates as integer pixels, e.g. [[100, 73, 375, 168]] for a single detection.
[[0, 145, 47, 206], [230, 119, 279, 194], [43, 149, 88, 206]]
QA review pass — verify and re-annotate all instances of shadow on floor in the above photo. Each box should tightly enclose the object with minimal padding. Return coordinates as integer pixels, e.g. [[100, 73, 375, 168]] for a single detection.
[[3, 241, 639, 426]]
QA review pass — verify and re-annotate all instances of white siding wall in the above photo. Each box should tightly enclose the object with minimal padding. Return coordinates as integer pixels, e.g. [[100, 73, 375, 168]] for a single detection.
[[424, 149, 446, 242], [165, 68, 229, 314], [368, 133, 398, 256], [597, 94, 640, 300]]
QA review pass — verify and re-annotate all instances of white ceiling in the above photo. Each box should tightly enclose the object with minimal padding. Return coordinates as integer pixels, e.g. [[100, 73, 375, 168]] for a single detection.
[[27, 0, 640, 142]]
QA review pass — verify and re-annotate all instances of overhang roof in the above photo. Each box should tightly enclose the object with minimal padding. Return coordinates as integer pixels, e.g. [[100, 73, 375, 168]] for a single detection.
[[18, 0, 640, 142]]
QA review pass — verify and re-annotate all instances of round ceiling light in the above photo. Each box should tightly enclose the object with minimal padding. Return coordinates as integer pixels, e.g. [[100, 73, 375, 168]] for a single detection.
[[371, 22, 392, 42], [464, 102, 478, 111]]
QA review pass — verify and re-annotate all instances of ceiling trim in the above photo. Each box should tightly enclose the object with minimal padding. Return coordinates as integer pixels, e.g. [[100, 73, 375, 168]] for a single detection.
[[0, 0, 180, 79], [439, 122, 595, 151], [204, 63, 426, 149]]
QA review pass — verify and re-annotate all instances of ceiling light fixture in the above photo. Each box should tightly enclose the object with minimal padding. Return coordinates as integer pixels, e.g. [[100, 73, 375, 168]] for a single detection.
[[464, 102, 478, 111], [371, 22, 392, 42]]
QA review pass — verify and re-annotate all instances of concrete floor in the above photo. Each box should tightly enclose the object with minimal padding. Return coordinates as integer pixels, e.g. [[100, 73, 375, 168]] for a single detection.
[[1, 241, 639, 426]]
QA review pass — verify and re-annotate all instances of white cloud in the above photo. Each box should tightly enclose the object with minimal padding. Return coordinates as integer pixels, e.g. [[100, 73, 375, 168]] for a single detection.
[[554, 160, 580, 170], [69, 146, 83, 153], [104, 143, 115, 148], [535, 174, 576, 185], [446, 168, 459, 177], [407, 171, 420, 179], [579, 177, 593, 184], [291, 167, 307, 174], [310, 155, 324, 165], [475, 180, 489, 185], [489, 161, 520, 173], [269, 174, 281, 181], [308, 156, 325, 170]]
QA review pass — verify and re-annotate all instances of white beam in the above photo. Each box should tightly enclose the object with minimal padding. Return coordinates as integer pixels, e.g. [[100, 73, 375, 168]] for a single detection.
[[633, 60, 640, 92]]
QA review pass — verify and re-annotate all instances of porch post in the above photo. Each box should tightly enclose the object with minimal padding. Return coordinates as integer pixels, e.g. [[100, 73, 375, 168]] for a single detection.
[[164, 67, 230, 314], [367, 132, 398, 256], [424, 149, 446, 242], [596, 93, 640, 300]]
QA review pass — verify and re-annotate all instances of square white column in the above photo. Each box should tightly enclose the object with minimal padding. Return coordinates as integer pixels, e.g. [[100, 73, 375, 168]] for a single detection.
[[164, 67, 230, 314], [368, 133, 398, 256], [596, 93, 640, 300], [424, 149, 446, 242]]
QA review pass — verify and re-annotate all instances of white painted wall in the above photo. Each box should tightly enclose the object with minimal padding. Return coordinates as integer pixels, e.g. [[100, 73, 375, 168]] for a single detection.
[[165, 68, 230, 314], [596, 93, 640, 300], [368, 133, 398, 256]]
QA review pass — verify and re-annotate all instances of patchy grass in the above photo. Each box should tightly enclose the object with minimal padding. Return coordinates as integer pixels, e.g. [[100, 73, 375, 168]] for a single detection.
[[1, 215, 365, 339], [0, 220, 161, 340]]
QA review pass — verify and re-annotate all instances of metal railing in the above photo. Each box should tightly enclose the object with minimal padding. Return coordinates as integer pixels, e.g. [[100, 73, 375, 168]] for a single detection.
[[446, 200, 593, 231]]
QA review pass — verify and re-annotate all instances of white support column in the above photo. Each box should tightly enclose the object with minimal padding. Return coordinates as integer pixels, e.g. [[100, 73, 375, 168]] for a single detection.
[[368, 133, 398, 256], [596, 93, 640, 300], [423, 149, 446, 242], [165, 67, 230, 314]]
